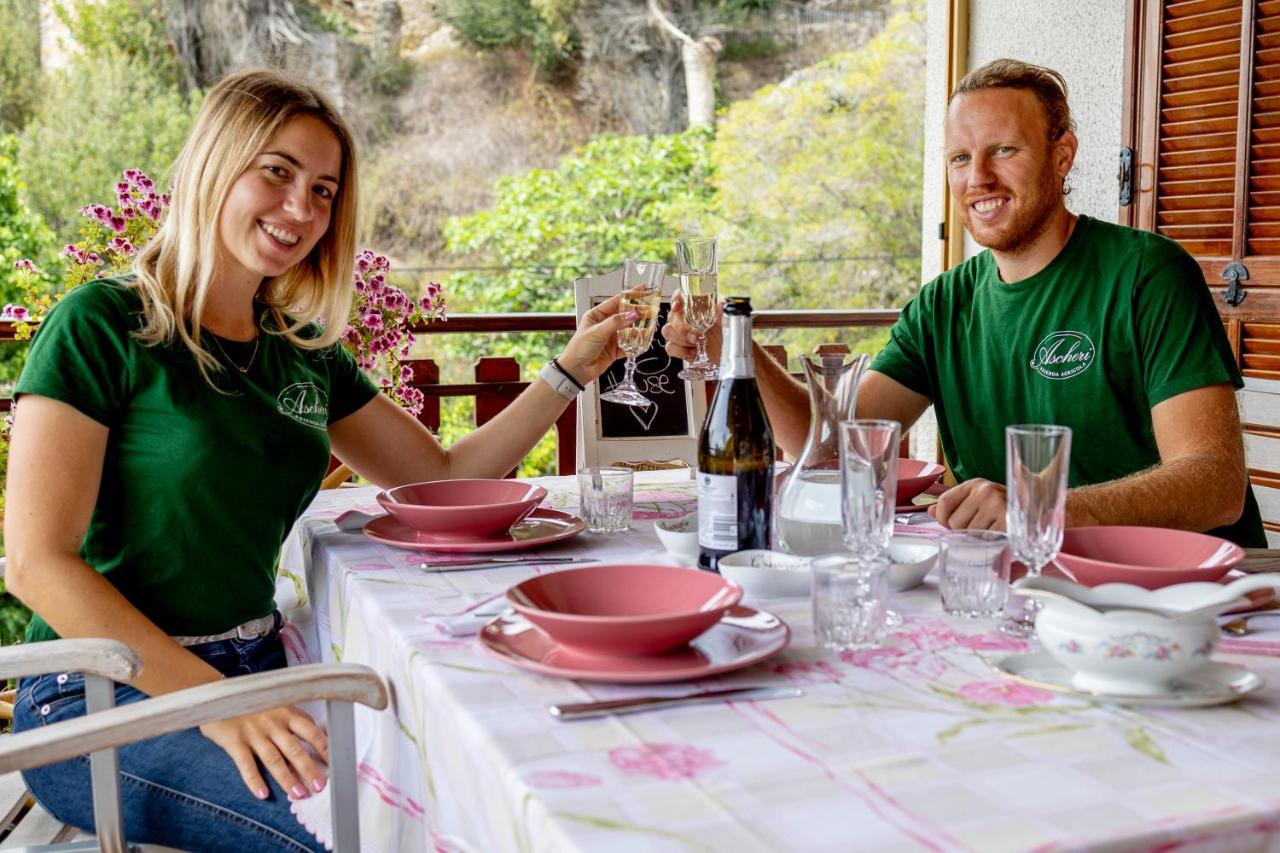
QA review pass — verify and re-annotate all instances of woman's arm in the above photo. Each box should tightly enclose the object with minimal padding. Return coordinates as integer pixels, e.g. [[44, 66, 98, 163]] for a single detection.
[[5, 396, 328, 800], [330, 293, 635, 485]]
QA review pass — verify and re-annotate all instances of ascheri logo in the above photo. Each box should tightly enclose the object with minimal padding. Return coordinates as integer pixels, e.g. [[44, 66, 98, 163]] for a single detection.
[[276, 382, 329, 429], [1029, 331, 1095, 380]]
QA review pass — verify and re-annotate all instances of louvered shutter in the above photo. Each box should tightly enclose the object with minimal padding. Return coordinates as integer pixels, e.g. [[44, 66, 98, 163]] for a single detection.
[[1132, 0, 1280, 380]]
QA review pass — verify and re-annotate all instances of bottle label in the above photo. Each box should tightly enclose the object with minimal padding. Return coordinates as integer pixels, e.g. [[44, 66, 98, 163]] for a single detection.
[[697, 471, 738, 550]]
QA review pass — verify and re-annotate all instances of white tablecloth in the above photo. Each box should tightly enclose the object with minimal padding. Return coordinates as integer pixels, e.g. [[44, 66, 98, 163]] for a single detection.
[[276, 475, 1280, 852]]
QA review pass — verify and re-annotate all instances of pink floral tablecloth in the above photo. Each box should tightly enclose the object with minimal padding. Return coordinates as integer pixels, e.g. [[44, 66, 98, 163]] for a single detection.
[[277, 476, 1280, 852]]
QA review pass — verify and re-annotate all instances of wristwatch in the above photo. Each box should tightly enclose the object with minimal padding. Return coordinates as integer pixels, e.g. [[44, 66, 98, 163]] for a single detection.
[[539, 360, 582, 399]]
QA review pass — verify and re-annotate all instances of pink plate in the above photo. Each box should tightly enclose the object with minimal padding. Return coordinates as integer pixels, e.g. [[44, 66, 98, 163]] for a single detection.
[[507, 565, 743, 656], [362, 508, 585, 554], [377, 479, 547, 539], [897, 458, 945, 505], [896, 478, 947, 514], [478, 605, 790, 683], [1054, 526, 1244, 589]]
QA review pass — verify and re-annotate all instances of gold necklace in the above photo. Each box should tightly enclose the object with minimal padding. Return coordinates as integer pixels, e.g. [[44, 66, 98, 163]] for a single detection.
[[210, 332, 260, 374]]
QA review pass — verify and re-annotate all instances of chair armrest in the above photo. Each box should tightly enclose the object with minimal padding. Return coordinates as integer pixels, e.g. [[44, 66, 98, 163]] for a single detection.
[[0, 639, 141, 683], [0, 663, 387, 774]]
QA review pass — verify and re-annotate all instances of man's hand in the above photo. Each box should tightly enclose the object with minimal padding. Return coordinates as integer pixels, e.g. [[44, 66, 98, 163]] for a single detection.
[[930, 478, 1007, 530], [201, 705, 329, 801], [662, 291, 722, 364]]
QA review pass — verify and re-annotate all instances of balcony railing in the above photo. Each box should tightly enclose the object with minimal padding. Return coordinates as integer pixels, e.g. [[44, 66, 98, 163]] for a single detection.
[[0, 308, 901, 475]]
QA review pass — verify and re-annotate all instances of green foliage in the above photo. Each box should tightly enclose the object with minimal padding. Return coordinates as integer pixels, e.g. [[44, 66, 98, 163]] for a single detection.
[[721, 35, 786, 63], [55, 0, 185, 90], [0, 0, 41, 133], [698, 0, 925, 327], [439, 128, 714, 474], [0, 136, 56, 310], [18, 51, 199, 240], [436, 0, 579, 76]]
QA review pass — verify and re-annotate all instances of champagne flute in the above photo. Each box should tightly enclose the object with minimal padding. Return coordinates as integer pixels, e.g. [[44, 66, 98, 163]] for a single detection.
[[839, 419, 903, 629], [1001, 424, 1072, 638], [675, 235, 719, 381], [599, 258, 666, 408]]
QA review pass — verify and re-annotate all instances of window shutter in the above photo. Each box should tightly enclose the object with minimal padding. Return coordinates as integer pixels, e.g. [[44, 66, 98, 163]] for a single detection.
[[1130, 0, 1280, 378]]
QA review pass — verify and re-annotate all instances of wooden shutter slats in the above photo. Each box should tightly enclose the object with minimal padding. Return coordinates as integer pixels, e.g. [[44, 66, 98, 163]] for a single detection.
[[1162, 69, 1241, 92], [1250, 222, 1280, 237], [1250, 191, 1280, 208], [1164, 8, 1243, 33], [1253, 126, 1280, 146], [1262, 0, 1280, 19], [1167, 0, 1246, 16], [1253, 174, 1280, 191], [1166, 23, 1243, 48], [1253, 158, 1280, 177], [1164, 83, 1244, 108], [1159, 208, 1239, 225], [1161, 176, 1235, 194], [1160, 224, 1235, 239], [1174, 238, 1234, 255], [1161, 145, 1236, 167], [1160, 161, 1235, 180], [1157, 191, 1234, 210], [1254, 111, 1280, 130], [1256, 0, 1280, 265], [1162, 99, 1239, 123], [1164, 37, 1242, 65], [1164, 55, 1241, 79], [1161, 130, 1238, 151]]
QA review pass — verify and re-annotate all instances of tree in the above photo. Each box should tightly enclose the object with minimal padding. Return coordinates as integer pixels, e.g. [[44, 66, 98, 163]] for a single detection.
[[702, 0, 924, 311], [0, 0, 41, 134]]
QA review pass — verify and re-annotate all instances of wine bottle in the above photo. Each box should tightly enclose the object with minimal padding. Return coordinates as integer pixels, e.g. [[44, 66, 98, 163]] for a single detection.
[[697, 296, 776, 572]]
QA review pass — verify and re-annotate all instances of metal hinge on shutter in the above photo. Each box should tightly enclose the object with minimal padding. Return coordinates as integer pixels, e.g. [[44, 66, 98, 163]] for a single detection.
[[1222, 262, 1249, 307], [1118, 148, 1133, 206]]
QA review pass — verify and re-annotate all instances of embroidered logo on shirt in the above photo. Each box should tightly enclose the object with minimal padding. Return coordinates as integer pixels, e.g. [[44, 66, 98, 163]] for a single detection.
[[1029, 331, 1096, 380], [276, 382, 329, 429]]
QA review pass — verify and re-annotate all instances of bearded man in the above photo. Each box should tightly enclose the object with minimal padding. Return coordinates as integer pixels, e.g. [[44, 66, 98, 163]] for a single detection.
[[664, 58, 1264, 546]]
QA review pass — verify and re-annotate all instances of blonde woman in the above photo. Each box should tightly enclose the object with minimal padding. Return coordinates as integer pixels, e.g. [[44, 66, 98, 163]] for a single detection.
[[5, 69, 631, 852]]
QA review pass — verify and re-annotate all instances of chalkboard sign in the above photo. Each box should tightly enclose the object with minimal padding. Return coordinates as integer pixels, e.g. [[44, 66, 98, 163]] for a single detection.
[[596, 301, 691, 438]]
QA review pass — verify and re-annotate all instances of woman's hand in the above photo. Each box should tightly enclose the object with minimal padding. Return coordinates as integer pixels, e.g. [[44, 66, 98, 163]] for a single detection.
[[557, 293, 638, 385], [201, 705, 329, 800]]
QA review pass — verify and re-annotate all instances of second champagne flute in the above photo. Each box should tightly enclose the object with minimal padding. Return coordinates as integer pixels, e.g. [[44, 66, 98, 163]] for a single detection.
[[1001, 424, 1072, 638], [675, 235, 719, 381], [599, 258, 666, 408]]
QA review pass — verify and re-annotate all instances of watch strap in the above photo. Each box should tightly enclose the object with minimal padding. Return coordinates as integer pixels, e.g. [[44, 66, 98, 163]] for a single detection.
[[539, 361, 581, 399]]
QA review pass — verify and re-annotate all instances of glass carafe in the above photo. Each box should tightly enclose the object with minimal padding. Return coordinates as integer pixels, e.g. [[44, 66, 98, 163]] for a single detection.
[[775, 352, 869, 556]]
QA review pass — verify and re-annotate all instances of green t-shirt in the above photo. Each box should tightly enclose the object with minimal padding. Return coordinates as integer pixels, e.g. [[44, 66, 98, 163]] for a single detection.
[[16, 278, 379, 642], [873, 215, 1264, 547]]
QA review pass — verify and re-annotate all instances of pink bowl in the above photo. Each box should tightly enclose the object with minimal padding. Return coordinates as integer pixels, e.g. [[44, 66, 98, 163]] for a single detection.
[[376, 479, 547, 539], [897, 458, 945, 504], [506, 565, 743, 657], [1054, 526, 1244, 589]]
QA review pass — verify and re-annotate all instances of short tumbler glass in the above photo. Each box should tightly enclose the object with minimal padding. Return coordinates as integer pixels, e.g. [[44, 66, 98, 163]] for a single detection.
[[576, 467, 634, 533], [811, 554, 890, 650], [939, 530, 1011, 618]]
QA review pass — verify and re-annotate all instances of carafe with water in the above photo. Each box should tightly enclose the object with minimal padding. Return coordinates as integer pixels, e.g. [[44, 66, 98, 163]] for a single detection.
[[775, 351, 868, 555]]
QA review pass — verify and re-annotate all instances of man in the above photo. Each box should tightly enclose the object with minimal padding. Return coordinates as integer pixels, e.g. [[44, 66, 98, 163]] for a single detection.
[[664, 58, 1264, 546]]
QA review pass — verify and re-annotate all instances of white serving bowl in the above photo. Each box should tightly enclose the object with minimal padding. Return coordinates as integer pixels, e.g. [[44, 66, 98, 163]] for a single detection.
[[1015, 575, 1280, 695], [887, 535, 940, 592], [654, 513, 700, 563], [717, 550, 811, 598]]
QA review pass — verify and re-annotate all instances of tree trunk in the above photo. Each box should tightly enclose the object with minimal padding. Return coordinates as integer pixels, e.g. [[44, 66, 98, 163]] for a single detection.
[[681, 36, 720, 128]]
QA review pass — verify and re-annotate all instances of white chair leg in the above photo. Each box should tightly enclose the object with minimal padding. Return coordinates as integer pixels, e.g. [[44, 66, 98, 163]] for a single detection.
[[326, 700, 359, 853], [83, 674, 125, 853]]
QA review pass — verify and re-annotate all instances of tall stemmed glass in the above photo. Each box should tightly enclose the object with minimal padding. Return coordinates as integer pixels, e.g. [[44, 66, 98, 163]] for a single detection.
[[839, 419, 902, 629], [675, 235, 719, 381], [1001, 424, 1072, 638], [599, 258, 666, 408]]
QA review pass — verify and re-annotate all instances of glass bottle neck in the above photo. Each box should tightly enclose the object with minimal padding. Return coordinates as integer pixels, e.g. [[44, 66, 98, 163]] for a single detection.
[[719, 313, 755, 378]]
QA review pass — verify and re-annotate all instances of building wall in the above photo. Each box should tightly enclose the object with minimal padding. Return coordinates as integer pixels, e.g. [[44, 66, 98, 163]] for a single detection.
[[920, 0, 1128, 281]]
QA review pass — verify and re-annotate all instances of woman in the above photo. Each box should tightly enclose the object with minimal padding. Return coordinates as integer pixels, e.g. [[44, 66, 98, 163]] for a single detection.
[[4, 69, 632, 852]]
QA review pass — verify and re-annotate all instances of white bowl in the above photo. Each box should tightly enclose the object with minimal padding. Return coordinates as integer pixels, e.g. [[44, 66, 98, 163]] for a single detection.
[[1014, 575, 1280, 695], [887, 535, 940, 592], [654, 514, 700, 562], [717, 550, 811, 598]]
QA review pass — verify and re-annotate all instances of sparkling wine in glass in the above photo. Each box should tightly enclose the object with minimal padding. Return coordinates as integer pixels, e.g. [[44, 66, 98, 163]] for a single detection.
[[675, 236, 719, 381], [600, 259, 665, 408], [1001, 424, 1072, 638]]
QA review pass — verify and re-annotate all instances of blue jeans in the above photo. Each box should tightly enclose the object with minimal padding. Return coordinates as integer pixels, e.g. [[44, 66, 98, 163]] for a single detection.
[[14, 618, 326, 853]]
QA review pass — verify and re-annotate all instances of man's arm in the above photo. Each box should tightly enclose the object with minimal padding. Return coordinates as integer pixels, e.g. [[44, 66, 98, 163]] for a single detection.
[[933, 383, 1247, 532]]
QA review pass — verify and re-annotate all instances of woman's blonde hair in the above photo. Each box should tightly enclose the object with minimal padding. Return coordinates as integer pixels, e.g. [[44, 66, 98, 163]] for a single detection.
[[132, 68, 359, 376]]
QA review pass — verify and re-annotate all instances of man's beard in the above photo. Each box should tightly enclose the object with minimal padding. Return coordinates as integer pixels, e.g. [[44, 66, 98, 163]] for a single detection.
[[964, 162, 1062, 254]]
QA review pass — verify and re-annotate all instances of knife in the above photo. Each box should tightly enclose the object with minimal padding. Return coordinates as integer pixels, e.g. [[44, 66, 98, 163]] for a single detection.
[[419, 556, 597, 571], [548, 686, 803, 721]]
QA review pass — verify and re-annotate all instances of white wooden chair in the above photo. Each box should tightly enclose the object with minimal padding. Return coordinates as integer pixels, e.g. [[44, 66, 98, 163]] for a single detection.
[[574, 267, 708, 474], [0, 630, 386, 853]]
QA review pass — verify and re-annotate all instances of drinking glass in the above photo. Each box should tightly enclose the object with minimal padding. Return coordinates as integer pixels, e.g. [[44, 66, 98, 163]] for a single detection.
[[675, 235, 719, 381], [1001, 424, 1072, 637], [576, 467, 634, 533], [839, 420, 901, 559], [811, 554, 890, 650], [599, 258, 666, 408], [940, 530, 1010, 618]]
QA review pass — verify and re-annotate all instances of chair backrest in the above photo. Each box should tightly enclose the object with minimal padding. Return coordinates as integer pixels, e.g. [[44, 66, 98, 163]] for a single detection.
[[574, 267, 708, 472]]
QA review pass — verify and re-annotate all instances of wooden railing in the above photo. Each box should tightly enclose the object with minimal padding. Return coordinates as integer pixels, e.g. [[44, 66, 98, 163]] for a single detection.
[[0, 308, 901, 474]]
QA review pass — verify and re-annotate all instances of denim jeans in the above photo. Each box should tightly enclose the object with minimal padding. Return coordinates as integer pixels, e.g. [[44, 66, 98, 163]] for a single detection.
[[13, 617, 326, 853]]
